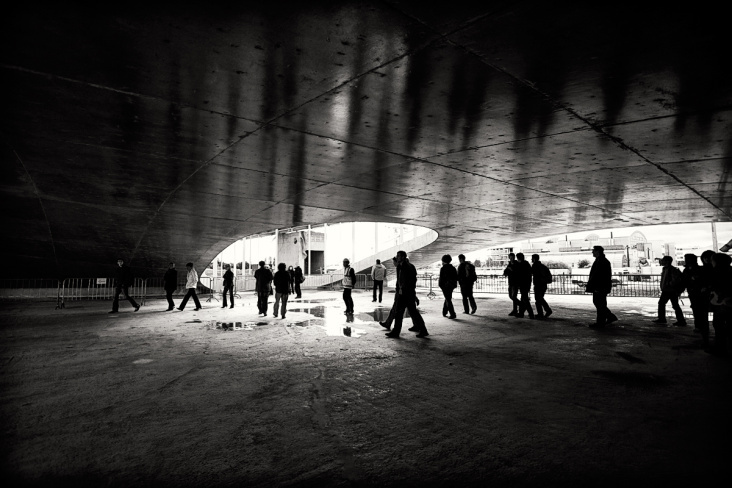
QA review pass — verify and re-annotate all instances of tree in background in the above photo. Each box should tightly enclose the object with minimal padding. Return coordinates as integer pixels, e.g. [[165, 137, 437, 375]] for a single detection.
[[473, 259, 482, 268], [545, 261, 569, 269], [577, 259, 591, 268]]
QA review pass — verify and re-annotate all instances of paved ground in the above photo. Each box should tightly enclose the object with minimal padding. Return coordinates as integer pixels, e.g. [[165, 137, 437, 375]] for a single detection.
[[1, 290, 729, 487]]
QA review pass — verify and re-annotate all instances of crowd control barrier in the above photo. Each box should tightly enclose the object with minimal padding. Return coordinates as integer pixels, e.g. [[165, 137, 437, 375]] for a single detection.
[[0, 274, 686, 310]]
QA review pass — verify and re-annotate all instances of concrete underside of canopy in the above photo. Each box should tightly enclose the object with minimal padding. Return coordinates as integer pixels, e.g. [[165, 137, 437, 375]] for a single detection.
[[2, 2, 730, 278], [1, 291, 730, 486]]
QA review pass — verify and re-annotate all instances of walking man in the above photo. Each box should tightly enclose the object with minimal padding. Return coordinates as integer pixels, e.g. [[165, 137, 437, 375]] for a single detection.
[[163, 262, 177, 311], [457, 254, 478, 314], [386, 250, 428, 338], [254, 261, 272, 316], [371, 259, 387, 303], [503, 253, 520, 316], [515, 253, 534, 319], [110, 258, 140, 313], [272, 263, 290, 319], [221, 263, 234, 309], [586, 246, 618, 327], [177, 262, 202, 311], [288, 266, 296, 294], [653, 256, 686, 326], [531, 254, 553, 319], [439, 254, 458, 319], [342, 258, 356, 314]]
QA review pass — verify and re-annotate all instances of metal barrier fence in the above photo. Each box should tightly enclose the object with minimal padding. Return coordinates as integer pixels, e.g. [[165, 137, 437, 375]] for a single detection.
[[60, 277, 147, 308], [417, 274, 676, 299], [0, 274, 679, 309]]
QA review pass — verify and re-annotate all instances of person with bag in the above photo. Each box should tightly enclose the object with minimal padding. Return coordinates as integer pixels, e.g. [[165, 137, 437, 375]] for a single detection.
[[439, 254, 458, 319], [385, 250, 428, 338], [457, 254, 478, 314], [652, 256, 686, 326], [531, 254, 553, 319]]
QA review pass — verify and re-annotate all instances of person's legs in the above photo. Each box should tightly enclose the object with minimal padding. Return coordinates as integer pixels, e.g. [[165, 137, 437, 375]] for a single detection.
[[121, 285, 139, 309], [295, 282, 301, 298], [343, 288, 353, 313], [179, 289, 192, 309], [343, 289, 349, 312], [222, 285, 229, 307], [442, 290, 456, 318], [258, 292, 269, 315], [191, 290, 201, 309], [669, 295, 686, 324], [281, 293, 288, 318], [508, 286, 519, 315], [377, 280, 383, 302], [593, 292, 608, 324], [274, 292, 282, 316], [460, 288, 470, 313], [534, 286, 546, 317], [166, 290, 175, 310], [692, 300, 710, 346], [373, 281, 378, 301], [518, 287, 534, 318], [656, 293, 670, 322], [390, 297, 408, 336], [468, 287, 476, 313], [112, 286, 122, 312], [407, 298, 427, 335]]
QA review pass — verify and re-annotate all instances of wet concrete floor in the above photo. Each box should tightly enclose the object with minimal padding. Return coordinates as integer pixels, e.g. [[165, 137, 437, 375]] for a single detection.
[[1, 290, 730, 487]]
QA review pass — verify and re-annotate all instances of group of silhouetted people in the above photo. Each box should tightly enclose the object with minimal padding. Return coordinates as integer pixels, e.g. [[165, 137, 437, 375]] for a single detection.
[[502, 252, 554, 320], [657, 250, 732, 355]]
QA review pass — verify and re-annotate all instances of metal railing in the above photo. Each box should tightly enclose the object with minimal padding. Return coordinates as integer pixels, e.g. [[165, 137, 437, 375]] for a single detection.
[[0, 274, 682, 309], [417, 273, 678, 298]]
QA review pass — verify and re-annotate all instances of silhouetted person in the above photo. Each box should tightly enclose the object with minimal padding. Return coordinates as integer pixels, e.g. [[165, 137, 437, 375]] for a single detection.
[[531, 254, 553, 319], [652, 256, 686, 326], [386, 250, 428, 338], [273, 263, 290, 319], [254, 261, 272, 316], [163, 262, 177, 311], [514, 253, 534, 319], [221, 264, 234, 309], [438, 254, 458, 319], [110, 259, 140, 313], [288, 266, 295, 294], [586, 246, 617, 327], [503, 253, 520, 316], [178, 262, 202, 311], [379, 257, 399, 331], [709, 252, 732, 356], [342, 258, 356, 314], [683, 253, 709, 348], [457, 254, 477, 314], [371, 259, 387, 303], [294, 265, 304, 298]]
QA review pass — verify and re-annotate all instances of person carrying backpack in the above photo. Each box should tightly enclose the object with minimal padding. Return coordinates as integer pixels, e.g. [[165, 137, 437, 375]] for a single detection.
[[531, 254, 553, 319], [653, 256, 687, 326], [457, 254, 478, 314]]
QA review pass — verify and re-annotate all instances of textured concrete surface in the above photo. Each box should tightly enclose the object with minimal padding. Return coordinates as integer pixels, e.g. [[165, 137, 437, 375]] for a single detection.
[[1, 290, 729, 487], [2, 3, 731, 278]]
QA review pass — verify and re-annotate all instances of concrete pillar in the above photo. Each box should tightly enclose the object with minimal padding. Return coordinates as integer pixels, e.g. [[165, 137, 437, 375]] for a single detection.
[[307, 225, 312, 275]]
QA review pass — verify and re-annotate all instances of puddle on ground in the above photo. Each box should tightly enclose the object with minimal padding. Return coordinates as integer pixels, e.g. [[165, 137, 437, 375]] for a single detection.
[[185, 320, 203, 323]]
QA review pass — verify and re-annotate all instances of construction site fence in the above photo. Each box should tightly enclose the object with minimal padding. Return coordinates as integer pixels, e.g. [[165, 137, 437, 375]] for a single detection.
[[0, 274, 684, 309]]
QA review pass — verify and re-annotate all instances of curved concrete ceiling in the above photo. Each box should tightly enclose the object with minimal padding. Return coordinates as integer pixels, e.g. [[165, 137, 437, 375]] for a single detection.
[[2, 2, 730, 278]]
